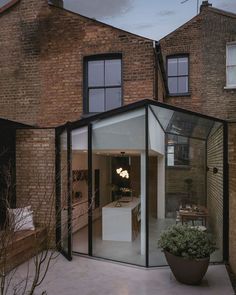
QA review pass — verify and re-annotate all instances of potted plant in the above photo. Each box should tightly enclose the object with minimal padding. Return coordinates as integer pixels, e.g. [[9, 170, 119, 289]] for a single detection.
[[158, 225, 216, 285]]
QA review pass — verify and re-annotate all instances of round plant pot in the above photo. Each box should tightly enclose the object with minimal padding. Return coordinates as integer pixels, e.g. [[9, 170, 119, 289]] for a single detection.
[[164, 251, 210, 285]]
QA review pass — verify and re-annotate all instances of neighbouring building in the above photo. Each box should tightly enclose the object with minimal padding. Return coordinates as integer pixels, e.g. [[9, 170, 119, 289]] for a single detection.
[[0, 0, 235, 272], [159, 0, 236, 273]]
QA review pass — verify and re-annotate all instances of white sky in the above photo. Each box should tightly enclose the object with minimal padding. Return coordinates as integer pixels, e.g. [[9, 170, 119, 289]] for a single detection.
[[62, 0, 236, 40]]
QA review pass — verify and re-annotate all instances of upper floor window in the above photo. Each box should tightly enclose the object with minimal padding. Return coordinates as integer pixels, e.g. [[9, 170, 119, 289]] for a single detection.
[[166, 134, 189, 167], [84, 55, 122, 113], [226, 43, 236, 88], [167, 56, 189, 95]]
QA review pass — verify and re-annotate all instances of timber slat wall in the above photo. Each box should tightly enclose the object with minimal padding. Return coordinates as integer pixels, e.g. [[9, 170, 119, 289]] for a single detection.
[[0, 228, 46, 272]]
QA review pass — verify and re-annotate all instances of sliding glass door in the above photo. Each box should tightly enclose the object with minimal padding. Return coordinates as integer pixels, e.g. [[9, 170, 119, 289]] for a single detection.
[[71, 127, 89, 254], [91, 108, 146, 266]]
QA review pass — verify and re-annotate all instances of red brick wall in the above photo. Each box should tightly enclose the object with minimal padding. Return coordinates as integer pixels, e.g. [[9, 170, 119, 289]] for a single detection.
[[160, 6, 236, 120], [15, 129, 55, 230], [0, 0, 155, 127]]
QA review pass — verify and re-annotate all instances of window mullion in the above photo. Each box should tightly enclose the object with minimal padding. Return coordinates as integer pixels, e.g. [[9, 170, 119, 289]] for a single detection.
[[177, 58, 179, 94], [104, 60, 106, 111]]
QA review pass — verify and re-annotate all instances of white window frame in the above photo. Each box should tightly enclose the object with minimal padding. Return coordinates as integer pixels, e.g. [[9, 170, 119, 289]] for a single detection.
[[225, 42, 236, 89]]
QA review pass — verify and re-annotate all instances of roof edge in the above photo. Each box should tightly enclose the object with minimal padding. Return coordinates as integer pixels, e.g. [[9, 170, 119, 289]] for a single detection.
[[0, 0, 20, 14], [208, 6, 236, 19], [48, 1, 155, 42], [0, 117, 33, 128], [159, 13, 200, 42], [57, 99, 225, 130]]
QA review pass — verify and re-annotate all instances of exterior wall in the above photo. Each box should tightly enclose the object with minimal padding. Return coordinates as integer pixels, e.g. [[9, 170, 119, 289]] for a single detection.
[[160, 6, 236, 120], [0, 0, 155, 127], [228, 123, 236, 273], [165, 138, 206, 217], [157, 66, 166, 102], [15, 129, 55, 235], [207, 125, 223, 259]]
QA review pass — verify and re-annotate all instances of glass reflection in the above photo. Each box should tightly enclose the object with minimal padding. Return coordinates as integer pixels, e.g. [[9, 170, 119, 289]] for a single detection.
[[71, 127, 89, 254], [92, 108, 146, 266]]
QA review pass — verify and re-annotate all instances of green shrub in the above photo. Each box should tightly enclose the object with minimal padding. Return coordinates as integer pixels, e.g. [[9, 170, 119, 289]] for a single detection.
[[158, 225, 216, 259]]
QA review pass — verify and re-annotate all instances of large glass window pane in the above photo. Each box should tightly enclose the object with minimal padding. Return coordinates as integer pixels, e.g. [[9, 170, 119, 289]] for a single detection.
[[178, 57, 188, 75], [105, 59, 121, 86], [227, 44, 236, 66], [89, 89, 105, 113], [167, 58, 178, 76], [148, 104, 223, 266], [105, 87, 121, 110], [167, 56, 189, 94], [178, 76, 188, 93], [148, 107, 174, 266], [88, 60, 104, 87], [71, 127, 88, 254], [227, 66, 236, 86], [168, 77, 178, 94], [92, 108, 146, 266]]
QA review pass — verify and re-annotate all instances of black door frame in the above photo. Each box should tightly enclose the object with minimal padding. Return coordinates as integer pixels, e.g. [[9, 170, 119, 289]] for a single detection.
[[55, 124, 72, 261]]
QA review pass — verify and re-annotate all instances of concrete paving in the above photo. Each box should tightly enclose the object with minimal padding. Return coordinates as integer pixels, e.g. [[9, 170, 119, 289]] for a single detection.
[[11, 255, 235, 295]]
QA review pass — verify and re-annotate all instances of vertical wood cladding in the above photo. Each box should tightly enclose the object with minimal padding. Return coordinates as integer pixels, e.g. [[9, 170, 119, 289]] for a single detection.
[[207, 125, 223, 259]]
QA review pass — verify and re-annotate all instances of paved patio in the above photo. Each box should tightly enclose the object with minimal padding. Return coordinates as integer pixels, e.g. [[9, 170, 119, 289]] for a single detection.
[[11, 255, 235, 295]]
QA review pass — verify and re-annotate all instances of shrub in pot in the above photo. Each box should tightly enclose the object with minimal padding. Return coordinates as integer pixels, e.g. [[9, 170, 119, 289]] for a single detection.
[[158, 225, 216, 285]]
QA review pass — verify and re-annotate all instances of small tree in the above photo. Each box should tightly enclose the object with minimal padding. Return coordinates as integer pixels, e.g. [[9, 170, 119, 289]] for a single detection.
[[0, 151, 94, 295]]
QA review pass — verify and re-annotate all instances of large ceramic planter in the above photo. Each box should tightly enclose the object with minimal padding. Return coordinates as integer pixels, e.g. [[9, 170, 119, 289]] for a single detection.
[[164, 251, 210, 285]]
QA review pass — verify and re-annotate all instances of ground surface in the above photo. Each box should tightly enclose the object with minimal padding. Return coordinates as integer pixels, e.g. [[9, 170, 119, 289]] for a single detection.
[[13, 254, 234, 295]]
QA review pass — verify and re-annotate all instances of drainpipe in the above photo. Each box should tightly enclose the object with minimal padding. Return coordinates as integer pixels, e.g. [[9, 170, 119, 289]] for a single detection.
[[155, 41, 169, 100]]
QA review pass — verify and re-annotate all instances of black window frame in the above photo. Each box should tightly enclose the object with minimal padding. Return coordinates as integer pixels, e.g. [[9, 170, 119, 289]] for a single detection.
[[166, 134, 190, 167], [167, 54, 190, 96], [83, 53, 123, 114]]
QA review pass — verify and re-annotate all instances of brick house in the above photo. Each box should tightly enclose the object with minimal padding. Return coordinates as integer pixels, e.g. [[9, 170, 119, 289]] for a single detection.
[[159, 0, 236, 273], [0, 0, 235, 272]]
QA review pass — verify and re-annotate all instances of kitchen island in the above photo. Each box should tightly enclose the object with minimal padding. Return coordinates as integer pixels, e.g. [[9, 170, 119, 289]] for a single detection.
[[102, 198, 140, 242]]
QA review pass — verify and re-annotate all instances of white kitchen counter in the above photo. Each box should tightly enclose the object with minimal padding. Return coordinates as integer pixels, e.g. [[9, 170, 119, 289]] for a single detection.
[[102, 198, 140, 242]]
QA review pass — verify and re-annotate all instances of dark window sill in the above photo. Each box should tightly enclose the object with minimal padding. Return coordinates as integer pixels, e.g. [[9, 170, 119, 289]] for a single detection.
[[168, 93, 191, 98], [81, 112, 100, 119]]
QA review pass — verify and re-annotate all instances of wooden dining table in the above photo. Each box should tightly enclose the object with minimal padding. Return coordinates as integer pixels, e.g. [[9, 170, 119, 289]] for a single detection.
[[179, 206, 208, 226]]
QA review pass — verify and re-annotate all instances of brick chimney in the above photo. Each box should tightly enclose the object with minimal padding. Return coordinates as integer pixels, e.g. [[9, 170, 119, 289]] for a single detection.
[[200, 1, 212, 12], [48, 0, 63, 8]]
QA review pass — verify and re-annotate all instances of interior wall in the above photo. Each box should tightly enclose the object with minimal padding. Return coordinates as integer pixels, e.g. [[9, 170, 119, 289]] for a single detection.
[[130, 156, 140, 198], [72, 152, 111, 232], [207, 125, 223, 257]]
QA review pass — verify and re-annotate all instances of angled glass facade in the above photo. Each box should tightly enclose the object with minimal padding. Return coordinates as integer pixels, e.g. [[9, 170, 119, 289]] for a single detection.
[[56, 100, 227, 267]]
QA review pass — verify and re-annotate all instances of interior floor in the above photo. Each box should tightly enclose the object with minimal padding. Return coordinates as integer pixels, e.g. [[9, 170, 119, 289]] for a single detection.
[[72, 217, 223, 266]]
